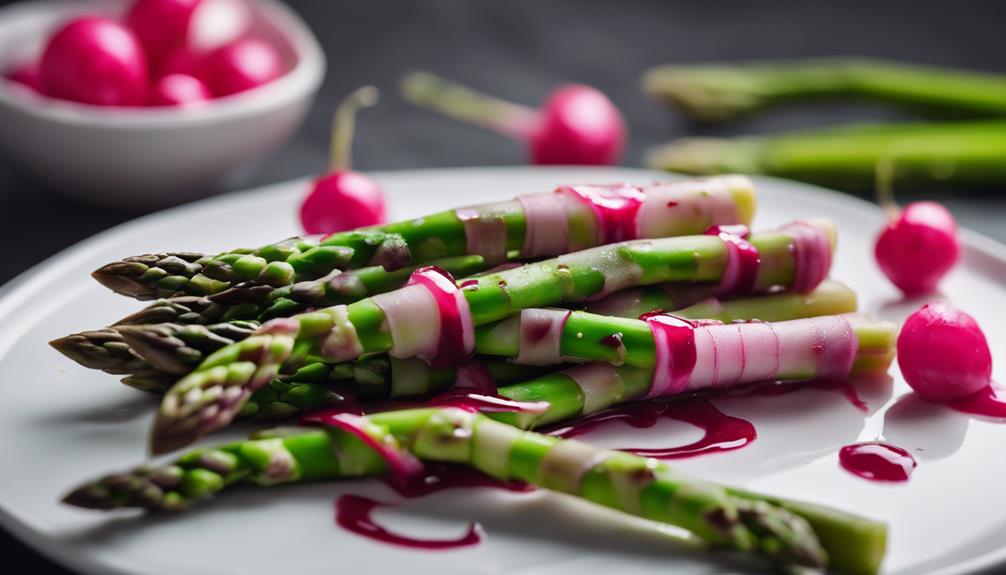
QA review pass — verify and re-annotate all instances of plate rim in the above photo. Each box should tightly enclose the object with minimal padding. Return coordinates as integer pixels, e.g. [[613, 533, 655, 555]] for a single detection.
[[0, 165, 1004, 575]]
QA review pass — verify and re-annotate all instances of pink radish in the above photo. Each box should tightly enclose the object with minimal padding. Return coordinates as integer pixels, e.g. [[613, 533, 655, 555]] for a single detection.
[[872, 159, 960, 296], [402, 71, 626, 165], [4, 62, 41, 92], [875, 202, 960, 296], [148, 73, 212, 106], [200, 37, 283, 97], [39, 16, 148, 106], [300, 87, 386, 234], [126, 0, 250, 72], [897, 303, 991, 401]]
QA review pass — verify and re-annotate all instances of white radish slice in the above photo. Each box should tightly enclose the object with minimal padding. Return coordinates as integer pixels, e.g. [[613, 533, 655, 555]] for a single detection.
[[565, 363, 624, 413], [635, 176, 749, 239], [783, 220, 833, 293], [517, 193, 571, 257], [456, 208, 508, 265], [515, 308, 571, 365], [371, 283, 440, 359]]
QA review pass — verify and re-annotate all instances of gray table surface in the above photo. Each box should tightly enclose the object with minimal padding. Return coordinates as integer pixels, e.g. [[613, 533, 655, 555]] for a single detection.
[[0, 0, 1003, 572]]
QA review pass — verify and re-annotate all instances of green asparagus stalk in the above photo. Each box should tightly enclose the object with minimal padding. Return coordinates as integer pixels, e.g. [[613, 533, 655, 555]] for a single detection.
[[51, 280, 855, 387], [53, 281, 858, 421], [647, 120, 1006, 190], [586, 278, 854, 320], [151, 222, 836, 452], [91, 175, 757, 300], [65, 406, 887, 573], [489, 315, 895, 431], [643, 57, 1006, 122]]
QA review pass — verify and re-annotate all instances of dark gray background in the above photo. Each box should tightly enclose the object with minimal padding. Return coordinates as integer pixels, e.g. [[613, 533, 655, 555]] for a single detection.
[[1, 0, 1004, 572]]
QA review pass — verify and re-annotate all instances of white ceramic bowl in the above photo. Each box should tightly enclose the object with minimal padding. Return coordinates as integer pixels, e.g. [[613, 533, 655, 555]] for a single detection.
[[0, 0, 325, 208]]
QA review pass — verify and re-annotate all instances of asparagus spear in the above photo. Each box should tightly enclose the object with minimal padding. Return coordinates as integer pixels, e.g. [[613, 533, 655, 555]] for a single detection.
[[51, 280, 855, 386], [64, 406, 888, 573], [647, 120, 1006, 190], [643, 57, 1006, 122], [151, 222, 836, 452], [91, 176, 757, 300], [53, 280, 858, 422], [490, 314, 895, 430]]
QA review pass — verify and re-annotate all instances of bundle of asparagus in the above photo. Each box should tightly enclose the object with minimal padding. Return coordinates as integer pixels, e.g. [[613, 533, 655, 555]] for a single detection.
[[57, 175, 895, 574], [643, 58, 1006, 189]]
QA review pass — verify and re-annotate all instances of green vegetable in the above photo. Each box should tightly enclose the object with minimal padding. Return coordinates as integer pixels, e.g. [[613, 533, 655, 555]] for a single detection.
[[65, 407, 888, 574], [647, 120, 1006, 190], [644, 58, 1006, 122]]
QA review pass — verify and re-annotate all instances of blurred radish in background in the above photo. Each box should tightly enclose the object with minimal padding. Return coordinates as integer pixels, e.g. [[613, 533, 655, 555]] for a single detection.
[[300, 86, 387, 234], [4, 0, 286, 108], [39, 16, 148, 106], [402, 71, 625, 165]]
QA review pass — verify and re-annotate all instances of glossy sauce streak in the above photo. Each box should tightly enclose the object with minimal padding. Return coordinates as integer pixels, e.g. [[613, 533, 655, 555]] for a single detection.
[[705, 224, 759, 296], [548, 397, 756, 459], [406, 266, 470, 367], [335, 464, 532, 550], [562, 184, 645, 243], [946, 383, 1006, 418], [838, 442, 916, 482]]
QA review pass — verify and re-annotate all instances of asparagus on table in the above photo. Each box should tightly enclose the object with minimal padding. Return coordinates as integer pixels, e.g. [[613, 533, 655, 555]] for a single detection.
[[643, 58, 1006, 122], [151, 221, 837, 452], [647, 120, 1006, 190], [91, 175, 757, 300], [64, 407, 888, 574]]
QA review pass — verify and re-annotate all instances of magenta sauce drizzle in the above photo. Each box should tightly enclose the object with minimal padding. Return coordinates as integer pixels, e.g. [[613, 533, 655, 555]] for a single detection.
[[838, 442, 917, 482], [548, 397, 756, 459], [945, 383, 1006, 418], [335, 463, 532, 550], [406, 266, 470, 367], [335, 495, 482, 550], [705, 224, 760, 296], [562, 184, 645, 243]]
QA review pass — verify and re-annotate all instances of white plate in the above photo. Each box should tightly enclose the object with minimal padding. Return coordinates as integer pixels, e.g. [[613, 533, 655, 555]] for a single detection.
[[0, 167, 1004, 575]]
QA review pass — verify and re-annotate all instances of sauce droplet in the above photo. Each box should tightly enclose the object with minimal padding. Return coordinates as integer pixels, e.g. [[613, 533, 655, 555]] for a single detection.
[[838, 442, 916, 482], [547, 397, 756, 459]]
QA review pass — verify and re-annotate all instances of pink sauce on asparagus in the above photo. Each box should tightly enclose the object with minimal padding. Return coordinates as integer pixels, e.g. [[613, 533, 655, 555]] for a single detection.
[[705, 225, 760, 296], [335, 463, 532, 550], [838, 442, 916, 482], [559, 184, 645, 243], [405, 266, 474, 367], [547, 397, 756, 459]]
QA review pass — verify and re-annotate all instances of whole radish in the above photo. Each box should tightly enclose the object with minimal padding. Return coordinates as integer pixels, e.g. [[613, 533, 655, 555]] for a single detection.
[[200, 37, 283, 97], [300, 87, 386, 235], [39, 17, 148, 106], [873, 159, 960, 296], [897, 303, 991, 401], [126, 0, 250, 72], [148, 73, 212, 106], [402, 71, 625, 165], [4, 62, 41, 92]]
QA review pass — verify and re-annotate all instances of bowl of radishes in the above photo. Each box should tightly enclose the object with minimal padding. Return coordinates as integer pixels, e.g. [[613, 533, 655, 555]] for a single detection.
[[0, 0, 324, 207]]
